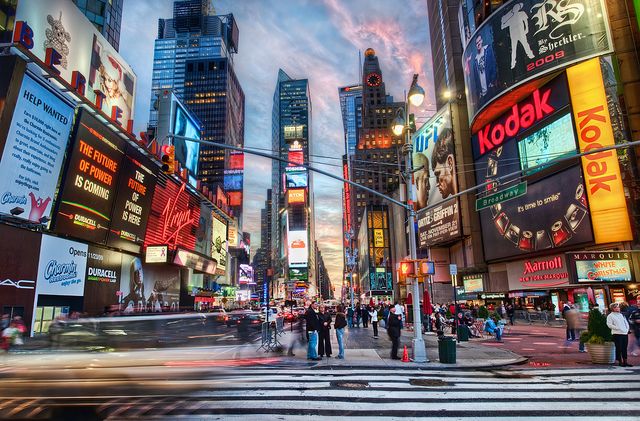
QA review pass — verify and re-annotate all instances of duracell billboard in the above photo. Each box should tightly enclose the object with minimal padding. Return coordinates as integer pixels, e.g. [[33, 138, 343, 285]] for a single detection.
[[461, 0, 613, 127], [53, 109, 125, 244], [474, 76, 594, 261]]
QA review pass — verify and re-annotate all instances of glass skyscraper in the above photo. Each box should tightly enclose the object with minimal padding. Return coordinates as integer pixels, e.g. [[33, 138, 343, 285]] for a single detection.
[[72, 0, 123, 51]]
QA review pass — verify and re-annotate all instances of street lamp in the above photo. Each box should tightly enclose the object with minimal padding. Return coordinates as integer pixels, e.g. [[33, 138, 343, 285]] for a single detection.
[[394, 74, 428, 363]]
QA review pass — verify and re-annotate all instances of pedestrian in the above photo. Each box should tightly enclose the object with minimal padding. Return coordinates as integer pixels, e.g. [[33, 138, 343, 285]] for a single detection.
[[629, 305, 640, 356], [565, 305, 579, 341], [305, 302, 322, 361], [346, 306, 354, 328], [355, 305, 361, 328], [0, 314, 9, 331], [286, 313, 305, 357], [506, 303, 515, 325], [394, 302, 404, 329], [334, 305, 347, 359], [318, 305, 332, 358], [607, 302, 632, 367], [2, 320, 24, 352], [369, 306, 379, 338], [484, 316, 503, 341], [382, 305, 390, 328], [361, 305, 369, 328], [562, 303, 572, 340], [387, 306, 402, 360]]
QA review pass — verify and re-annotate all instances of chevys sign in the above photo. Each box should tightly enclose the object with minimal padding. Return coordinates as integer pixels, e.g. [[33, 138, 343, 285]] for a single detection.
[[472, 75, 570, 158], [567, 59, 632, 244], [506, 254, 570, 290]]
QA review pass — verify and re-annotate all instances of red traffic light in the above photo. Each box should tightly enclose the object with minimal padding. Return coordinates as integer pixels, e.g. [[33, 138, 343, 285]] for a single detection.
[[399, 260, 415, 276], [160, 145, 175, 174]]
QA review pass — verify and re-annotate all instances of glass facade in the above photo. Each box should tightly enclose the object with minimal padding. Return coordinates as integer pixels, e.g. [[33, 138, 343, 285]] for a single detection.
[[72, 0, 122, 51]]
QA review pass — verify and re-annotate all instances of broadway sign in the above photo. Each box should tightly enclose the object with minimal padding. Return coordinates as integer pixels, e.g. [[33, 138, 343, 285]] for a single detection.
[[462, 0, 613, 127]]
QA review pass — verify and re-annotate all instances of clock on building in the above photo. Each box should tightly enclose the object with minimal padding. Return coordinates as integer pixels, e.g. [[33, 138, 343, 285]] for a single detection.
[[366, 72, 382, 87]]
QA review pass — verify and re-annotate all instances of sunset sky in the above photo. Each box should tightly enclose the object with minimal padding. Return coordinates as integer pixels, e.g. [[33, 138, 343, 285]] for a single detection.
[[119, 0, 434, 291]]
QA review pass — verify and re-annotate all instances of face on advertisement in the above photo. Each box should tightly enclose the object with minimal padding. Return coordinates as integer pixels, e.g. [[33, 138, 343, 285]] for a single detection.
[[413, 153, 430, 209], [431, 130, 457, 199], [95, 49, 131, 118]]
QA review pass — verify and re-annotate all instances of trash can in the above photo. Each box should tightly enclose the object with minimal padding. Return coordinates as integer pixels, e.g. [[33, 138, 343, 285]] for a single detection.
[[438, 336, 456, 364], [457, 324, 470, 342]]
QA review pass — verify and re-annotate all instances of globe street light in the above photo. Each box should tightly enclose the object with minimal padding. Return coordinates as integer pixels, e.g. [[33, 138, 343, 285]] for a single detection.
[[395, 74, 428, 363]]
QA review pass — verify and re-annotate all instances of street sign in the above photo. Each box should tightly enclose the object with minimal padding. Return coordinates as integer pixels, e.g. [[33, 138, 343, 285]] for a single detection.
[[449, 264, 457, 276], [475, 182, 527, 211]]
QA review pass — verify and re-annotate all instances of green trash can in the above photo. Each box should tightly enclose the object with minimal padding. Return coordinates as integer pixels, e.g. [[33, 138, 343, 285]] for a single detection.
[[457, 324, 470, 342], [438, 336, 457, 364]]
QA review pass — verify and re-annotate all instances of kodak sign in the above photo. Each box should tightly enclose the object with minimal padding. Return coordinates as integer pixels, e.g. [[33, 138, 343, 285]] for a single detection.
[[567, 58, 632, 244]]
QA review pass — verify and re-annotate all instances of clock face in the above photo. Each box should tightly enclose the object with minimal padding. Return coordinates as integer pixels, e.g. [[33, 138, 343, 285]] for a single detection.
[[366, 73, 381, 87]]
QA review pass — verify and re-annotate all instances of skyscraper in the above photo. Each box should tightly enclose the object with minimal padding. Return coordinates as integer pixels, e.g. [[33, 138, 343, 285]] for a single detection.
[[149, 0, 244, 218], [338, 84, 363, 157], [72, 0, 123, 51], [272, 69, 316, 300]]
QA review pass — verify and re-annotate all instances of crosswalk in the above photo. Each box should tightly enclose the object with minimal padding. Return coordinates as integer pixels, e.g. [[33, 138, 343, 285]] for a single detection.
[[1, 365, 639, 419]]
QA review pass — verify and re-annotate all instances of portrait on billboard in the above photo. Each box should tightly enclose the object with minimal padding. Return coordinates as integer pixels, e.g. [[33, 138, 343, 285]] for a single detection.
[[462, 0, 613, 124], [119, 255, 180, 313]]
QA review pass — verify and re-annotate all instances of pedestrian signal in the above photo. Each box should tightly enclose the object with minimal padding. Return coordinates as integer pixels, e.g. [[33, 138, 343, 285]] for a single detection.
[[417, 260, 435, 276], [161, 145, 175, 174]]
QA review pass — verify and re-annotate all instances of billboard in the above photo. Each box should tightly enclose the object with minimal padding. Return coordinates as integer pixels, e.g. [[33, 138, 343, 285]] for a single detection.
[[462, 274, 484, 292], [506, 254, 570, 290], [412, 106, 461, 247], [567, 58, 632, 244], [0, 73, 74, 224], [287, 188, 306, 205], [54, 110, 125, 244], [107, 145, 157, 253], [212, 215, 227, 275], [14, 0, 136, 124], [144, 176, 201, 251], [35, 235, 87, 297], [462, 0, 613, 125], [195, 205, 213, 257], [119, 255, 180, 313], [173, 106, 200, 186], [568, 251, 633, 283], [228, 191, 242, 207], [285, 171, 308, 188], [287, 230, 308, 267], [86, 245, 121, 284], [228, 152, 244, 170], [239, 264, 254, 284], [223, 171, 243, 191]]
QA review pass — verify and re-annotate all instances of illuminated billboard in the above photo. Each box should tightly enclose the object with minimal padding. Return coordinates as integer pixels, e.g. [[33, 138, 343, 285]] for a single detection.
[[15, 0, 136, 124], [412, 106, 461, 247], [567, 58, 632, 244], [285, 171, 308, 188], [568, 251, 633, 283], [287, 188, 306, 205], [173, 106, 200, 186], [461, 0, 613, 127], [228, 191, 242, 207], [0, 73, 74, 224], [287, 230, 308, 267], [239, 264, 254, 284], [518, 113, 577, 174], [54, 110, 125, 244], [223, 171, 243, 191], [228, 152, 244, 170], [212, 215, 227, 275]]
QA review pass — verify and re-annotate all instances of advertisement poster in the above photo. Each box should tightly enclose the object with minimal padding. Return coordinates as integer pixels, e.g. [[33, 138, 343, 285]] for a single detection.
[[0, 74, 74, 223], [369, 271, 392, 291], [35, 235, 87, 297], [462, 274, 484, 292], [14, 0, 136, 123], [144, 175, 201, 251], [223, 171, 243, 191], [195, 205, 213, 258], [211, 215, 227, 275], [412, 106, 461, 247], [287, 230, 308, 267], [119, 254, 180, 313], [461, 0, 613, 125], [54, 110, 125, 244], [239, 264, 254, 284], [83, 245, 121, 315], [107, 145, 157, 253], [568, 251, 633, 283], [173, 106, 200, 186]]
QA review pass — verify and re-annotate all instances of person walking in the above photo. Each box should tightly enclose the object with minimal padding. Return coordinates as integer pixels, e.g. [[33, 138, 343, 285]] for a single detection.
[[305, 302, 322, 361], [355, 305, 362, 328], [562, 303, 572, 340], [334, 305, 347, 359], [506, 303, 515, 325], [387, 306, 402, 360], [607, 302, 632, 367], [361, 305, 369, 328], [318, 305, 333, 358], [346, 306, 354, 328], [565, 304, 579, 341], [369, 306, 379, 338]]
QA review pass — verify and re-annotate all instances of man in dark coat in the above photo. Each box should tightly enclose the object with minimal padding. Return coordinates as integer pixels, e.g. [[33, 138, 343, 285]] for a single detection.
[[318, 305, 332, 357], [387, 306, 402, 360], [304, 302, 321, 360]]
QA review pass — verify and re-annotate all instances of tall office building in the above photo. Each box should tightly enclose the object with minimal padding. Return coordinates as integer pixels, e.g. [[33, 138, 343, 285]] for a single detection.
[[315, 244, 332, 300], [255, 189, 273, 302], [272, 69, 316, 300], [149, 0, 245, 218], [338, 84, 363, 157], [72, 0, 123, 51]]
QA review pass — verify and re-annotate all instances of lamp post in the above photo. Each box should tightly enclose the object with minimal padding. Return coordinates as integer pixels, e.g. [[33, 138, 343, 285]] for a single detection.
[[392, 74, 428, 363]]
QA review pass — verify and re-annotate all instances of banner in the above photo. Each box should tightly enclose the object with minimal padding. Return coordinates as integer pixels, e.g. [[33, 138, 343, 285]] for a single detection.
[[0, 74, 74, 223], [462, 0, 613, 126], [566, 58, 632, 244], [15, 0, 136, 124], [412, 106, 461, 247], [211, 215, 228, 275]]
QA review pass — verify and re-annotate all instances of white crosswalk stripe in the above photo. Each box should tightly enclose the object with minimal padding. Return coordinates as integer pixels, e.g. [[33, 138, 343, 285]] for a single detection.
[[1, 366, 639, 419]]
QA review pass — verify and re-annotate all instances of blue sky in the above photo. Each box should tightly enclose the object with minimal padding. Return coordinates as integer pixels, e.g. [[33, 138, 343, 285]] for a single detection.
[[119, 0, 433, 290]]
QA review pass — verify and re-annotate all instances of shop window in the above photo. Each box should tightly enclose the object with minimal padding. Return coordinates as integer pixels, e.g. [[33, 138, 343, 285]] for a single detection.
[[33, 306, 69, 335]]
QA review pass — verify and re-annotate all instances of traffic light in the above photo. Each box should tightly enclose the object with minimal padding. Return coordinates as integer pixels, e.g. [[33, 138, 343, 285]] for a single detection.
[[160, 145, 175, 174], [417, 260, 435, 277], [399, 260, 416, 277]]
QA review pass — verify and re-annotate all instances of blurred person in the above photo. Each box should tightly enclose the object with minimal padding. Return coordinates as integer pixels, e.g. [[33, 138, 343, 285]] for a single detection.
[[361, 304, 369, 328], [629, 304, 640, 356], [369, 306, 379, 338], [346, 306, 354, 328], [382, 305, 390, 328], [564, 304, 579, 342], [355, 305, 361, 328], [0, 314, 9, 331], [485, 316, 503, 342], [607, 303, 632, 367], [2, 320, 24, 351], [305, 302, 321, 361], [334, 305, 347, 359], [387, 307, 402, 360], [506, 303, 515, 325], [394, 302, 405, 329], [318, 305, 332, 358]]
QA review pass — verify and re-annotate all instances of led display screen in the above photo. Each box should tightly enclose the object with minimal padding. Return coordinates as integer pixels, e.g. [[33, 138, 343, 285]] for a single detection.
[[107, 145, 157, 253], [223, 172, 243, 191], [518, 113, 577, 174], [287, 230, 308, 267], [228, 152, 244, 170], [173, 106, 200, 186], [285, 171, 308, 188], [239, 264, 254, 284], [228, 191, 242, 207], [54, 110, 125, 244]]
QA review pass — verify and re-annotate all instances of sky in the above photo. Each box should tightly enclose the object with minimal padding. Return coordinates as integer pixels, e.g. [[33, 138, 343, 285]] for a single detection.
[[119, 0, 434, 294]]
